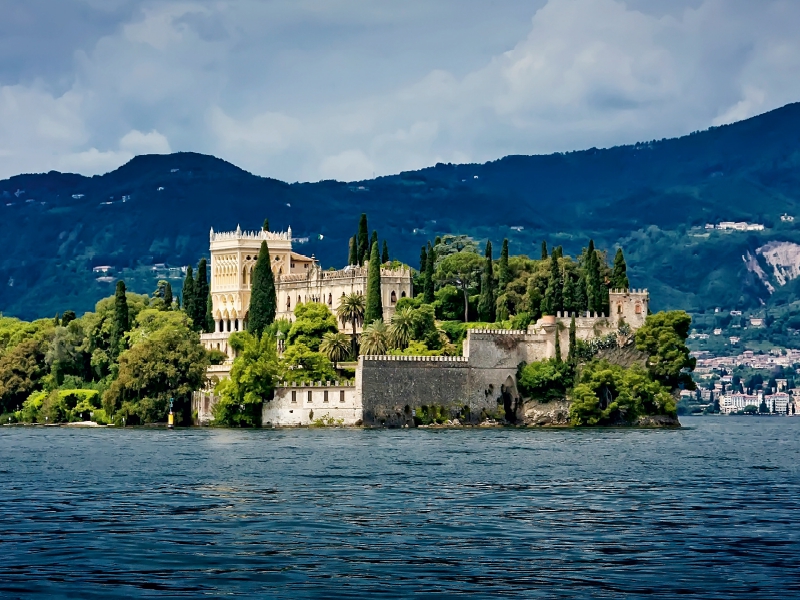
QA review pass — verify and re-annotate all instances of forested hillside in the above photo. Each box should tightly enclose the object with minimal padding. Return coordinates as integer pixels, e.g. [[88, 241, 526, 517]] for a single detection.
[[2, 102, 800, 321]]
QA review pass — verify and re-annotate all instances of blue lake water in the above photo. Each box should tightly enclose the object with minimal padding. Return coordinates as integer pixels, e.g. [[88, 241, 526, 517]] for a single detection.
[[1, 417, 799, 599]]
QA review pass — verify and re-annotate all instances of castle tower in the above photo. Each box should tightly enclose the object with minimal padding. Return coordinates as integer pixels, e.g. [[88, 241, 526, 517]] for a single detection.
[[609, 289, 649, 329]]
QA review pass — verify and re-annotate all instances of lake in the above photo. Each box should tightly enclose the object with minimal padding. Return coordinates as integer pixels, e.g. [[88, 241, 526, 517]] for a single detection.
[[1, 417, 798, 598]]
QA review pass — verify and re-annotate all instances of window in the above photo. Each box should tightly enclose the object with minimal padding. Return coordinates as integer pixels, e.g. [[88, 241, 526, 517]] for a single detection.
[[401, 291, 406, 298], [291, 391, 296, 403], [324, 391, 329, 403], [304, 264, 308, 269], [291, 262, 295, 268], [617, 304, 622, 314], [340, 390, 345, 403], [307, 390, 312, 403], [635, 304, 642, 314], [390, 291, 397, 304], [287, 296, 291, 310], [328, 293, 332, 305]]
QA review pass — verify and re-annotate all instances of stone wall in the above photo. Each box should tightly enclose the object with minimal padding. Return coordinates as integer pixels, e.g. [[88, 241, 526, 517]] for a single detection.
[[262, 382, 360, 427]]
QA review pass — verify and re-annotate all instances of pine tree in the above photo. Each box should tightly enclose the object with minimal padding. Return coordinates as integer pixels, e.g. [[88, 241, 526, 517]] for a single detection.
[[357, 214, 369, 265], [164, 282, 173, 309], [381, 240, 389, 264], [498, 238, 510, 293], [541, 240, 548, 261], [195, 258, 209, 330], [477, 240, 496, 322], [205, 294, 214, 333], [554, 326, 562, 363], [364, 241, 383, 325], [111, 280, 129, 359], [612, 247, 629, 290], [247, 240, 277, 338], [568, 314, 577, 365], [543, 249, 563, 315], [183, 266, 196, 325], [348, 236, 358, 265], [424, 241, 435, 304]]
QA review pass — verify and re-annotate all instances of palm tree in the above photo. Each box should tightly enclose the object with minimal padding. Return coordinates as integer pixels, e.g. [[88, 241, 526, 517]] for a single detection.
[[319, 332, 350, 368], [389, 306, 414, 350], [360, 319, 389, 355], [336, 292, 365, 356]]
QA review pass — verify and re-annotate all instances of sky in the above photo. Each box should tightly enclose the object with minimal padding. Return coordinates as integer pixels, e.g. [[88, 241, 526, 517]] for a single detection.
[[1, 0, 799, 183]]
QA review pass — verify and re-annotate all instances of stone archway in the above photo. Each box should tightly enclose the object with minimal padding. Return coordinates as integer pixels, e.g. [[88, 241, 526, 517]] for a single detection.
[[500, 374, 522, 423]]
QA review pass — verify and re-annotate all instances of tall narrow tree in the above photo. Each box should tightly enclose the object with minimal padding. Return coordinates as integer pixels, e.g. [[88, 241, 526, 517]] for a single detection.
[[567, 314, 577, 366], [418, 245, 428, 298], [562, 274, 576, 315], [585, 240, 602, 314], [111, 280, 129, 360], [205, 294, 214, 333], [381, 240, 390, 264], [543, 249, 563, 315], [498, 238, 510, 293], [183, 266, 196, 325], [554, 326, 562, 363], [195, 258, 210, 330], [262, 218, 270, 231], [247, 240, 277, 338], [164, 282, 173, 309], [357, 214, 369, 265], [576, 273, 588, 313], [348, 236, 358, 266], [477, 240, 496, 322], [424, 241, 435, 304], [370, 231, 378, 255], [364, 241, 383, 325], [612, 247, 629, 290], [541, 240, 548, 261]]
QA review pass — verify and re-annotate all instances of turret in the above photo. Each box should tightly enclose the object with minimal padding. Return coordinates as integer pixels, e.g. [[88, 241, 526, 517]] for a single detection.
[[609, 289, 649, 330]]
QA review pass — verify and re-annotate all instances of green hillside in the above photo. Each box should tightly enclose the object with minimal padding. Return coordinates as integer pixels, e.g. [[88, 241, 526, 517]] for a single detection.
[[3, 102, 800, 321]]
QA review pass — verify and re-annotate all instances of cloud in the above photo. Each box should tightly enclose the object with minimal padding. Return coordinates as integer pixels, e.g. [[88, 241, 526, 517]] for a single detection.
[[1, 0, 800, 181]]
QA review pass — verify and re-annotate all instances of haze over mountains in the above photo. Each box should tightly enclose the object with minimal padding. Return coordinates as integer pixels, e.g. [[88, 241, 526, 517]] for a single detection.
[[3, 102, 800, 321]]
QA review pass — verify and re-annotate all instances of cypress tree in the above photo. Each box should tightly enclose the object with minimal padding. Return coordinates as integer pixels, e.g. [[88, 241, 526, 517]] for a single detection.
[[612, 247, 629, 290], [576, 273, 588, 313], [164, 282, 173, 309], [176, 294, 181, 310], [562, 274, 576, 315], [543, 249, 563, 315], [111, 280, 129, 359], [205, 294, 214, 333], [357, 214, 369, 265], [195, 258, 209, 330], [348, 236, 358, 265], [554, 326, 562, 363], [554, 245, 563, 260], [477, 240, 496, 322], [419, 245, 428, 275], [364, 241, 383, 325], [586, 240, 601, 314], [434, 236, 442, 247], [568, 314, 577, 365], [370, 230, 378, 254], [183, 266, 196, 324], [262, 218, 269, 231], [541, 240, 548, 261], [498, 239, 510, 293], [424, 241, 435, 304], [247, 240, 277, 338], [381, 240, 390, 264], [527, 283, 543, 321]]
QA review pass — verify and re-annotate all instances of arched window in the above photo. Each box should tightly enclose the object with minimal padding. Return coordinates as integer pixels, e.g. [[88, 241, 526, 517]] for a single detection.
[[287, 295, 291, 310], [297, 295, 301, 305], [617, 304, 622, 314], [390, 291, 397, 304], [401, 291, 406, 298], [328, 293, 332, 305], [242, 266, 248, 285], [635, 304, 642, 314]]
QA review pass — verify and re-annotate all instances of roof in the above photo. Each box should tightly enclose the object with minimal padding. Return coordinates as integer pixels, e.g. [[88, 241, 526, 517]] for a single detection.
[[291, 251, 314, 262]]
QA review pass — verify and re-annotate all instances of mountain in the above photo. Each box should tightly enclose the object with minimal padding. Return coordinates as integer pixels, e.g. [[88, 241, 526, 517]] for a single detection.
[[3, 102, 800, 321]]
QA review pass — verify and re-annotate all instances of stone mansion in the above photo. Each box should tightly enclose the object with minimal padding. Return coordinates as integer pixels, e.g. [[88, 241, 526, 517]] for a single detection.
[[199, 226, 413, 364]]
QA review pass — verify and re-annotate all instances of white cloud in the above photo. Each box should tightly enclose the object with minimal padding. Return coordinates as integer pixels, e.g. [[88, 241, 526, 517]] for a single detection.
[[119, 129, 171, 154]]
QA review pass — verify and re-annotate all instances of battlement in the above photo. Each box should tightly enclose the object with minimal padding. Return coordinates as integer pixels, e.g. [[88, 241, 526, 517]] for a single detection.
[[210, 225, 292, 242], [610, 288, 649, 295], [361, 355, 468, 363], [276, 380, 355, 388], [466, 329, 529, 336]]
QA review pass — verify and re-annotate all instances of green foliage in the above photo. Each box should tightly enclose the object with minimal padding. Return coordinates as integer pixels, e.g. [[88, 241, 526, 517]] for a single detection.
[[348, 236, 358, 266], [0, 338, 47, 414], [543, 249, 563, 315], [382, 239, 390, 264], [247, 240, 277, 339], [194, 258, 210, 330], [357, 213, 369, 265], [569, 361, 676, 426], [477, 240, 496, 322], [319, 332, 350, 367], [214, 331, 279, 427], [387, 340, 444, 356], [287, 302, 338, 351], [395, 295, 423, 312], [360, 319, 389, 355], [436, 250, 483, 323], [517, 359, 574, 402], [336, 292, 365, 355], [364, 241, 383, 325], [424, 242, 435, 304], [182, 266, 196, 326], [498, 239, 510, 293], [110, 281, 129, 360], [280, 342, 337, 383], [388, 306, 414, 349], [634, 311, 696, 389], [612, 248, 629, 289]]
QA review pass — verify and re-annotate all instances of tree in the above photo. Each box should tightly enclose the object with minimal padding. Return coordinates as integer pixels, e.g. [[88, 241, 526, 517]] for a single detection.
[[585, 240, 603, 314], [477, 240, 496, 322], [286, 302, 338, 351], [436, 251, 484, 322], [319, 332, 350, 368], [110, 281, 129, 359], [61, 311, 77, 326], [517, 358, 573, 402], [280, 342, 337, 383], [357, 213, 369, 265], [541, 240, 548, 261], [205, 294, 214, 333], [195, 258, 210, 330], [348, 236, 358, 266], [419, 245, 428, 275], [360, 320, 389, 355], [562, 274, 576, 315], [164, 282, 173, 309], [554, 328, 562, 363], [370, 230, 378, 255], [182, 266, 196, 325], [433, 234, 479, 264], [381, 240, 390, 264], [247, 240, 277, 339], [424, 242, 436, 303], [576, 273, 588, 313], [364, 241, 384, 325], [336, 292, 365, 356], [0, 339, 47, 414], [262, 218, 269, 231], [612, 248, 629, 290], [543, 249, 563, 315], [388, 306, 415, 349], [498, 239, 510, 293], [634, 311, 696, 390]]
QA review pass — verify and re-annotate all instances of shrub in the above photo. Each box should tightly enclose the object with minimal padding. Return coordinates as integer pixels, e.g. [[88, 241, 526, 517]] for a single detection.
[[517, 359, 574, 402]]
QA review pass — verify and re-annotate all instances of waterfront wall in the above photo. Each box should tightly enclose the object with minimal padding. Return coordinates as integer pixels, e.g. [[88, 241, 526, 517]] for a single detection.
[[262, 382, 360, 427]]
